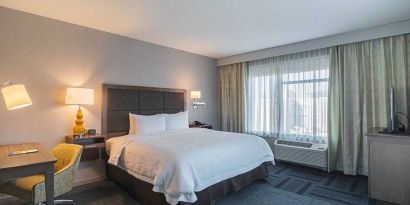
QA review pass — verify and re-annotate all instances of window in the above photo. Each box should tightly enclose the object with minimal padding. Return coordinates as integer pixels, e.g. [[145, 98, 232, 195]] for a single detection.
[[280, 69, 328, 143], [245, 52, 329, 144]]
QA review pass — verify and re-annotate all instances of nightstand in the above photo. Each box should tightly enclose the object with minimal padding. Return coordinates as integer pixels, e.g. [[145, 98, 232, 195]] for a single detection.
[[189, 124, 213, 129], [66, 134, 106, 161]]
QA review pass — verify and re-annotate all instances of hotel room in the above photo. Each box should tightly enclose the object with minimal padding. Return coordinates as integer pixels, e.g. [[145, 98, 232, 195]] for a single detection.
[[0, 1, 409, 205]]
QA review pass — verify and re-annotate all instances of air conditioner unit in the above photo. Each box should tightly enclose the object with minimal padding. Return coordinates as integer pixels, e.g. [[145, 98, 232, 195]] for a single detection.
[[274, 139, 328, 170]]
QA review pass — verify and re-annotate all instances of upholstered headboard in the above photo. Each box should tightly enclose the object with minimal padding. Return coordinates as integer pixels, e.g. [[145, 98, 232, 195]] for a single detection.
[[102, 84, 186, 138]]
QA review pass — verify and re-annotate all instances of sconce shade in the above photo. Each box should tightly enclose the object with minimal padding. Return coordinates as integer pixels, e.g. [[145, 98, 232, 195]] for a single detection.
[[190, 91, 201, 99], [65, 87, 94, 105], [1, 84, 32, 110]]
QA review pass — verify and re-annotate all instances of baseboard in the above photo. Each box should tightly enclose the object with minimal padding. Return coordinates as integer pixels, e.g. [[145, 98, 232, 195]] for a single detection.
[[0, 194, 12, 202], [74, 175, 106, 187]]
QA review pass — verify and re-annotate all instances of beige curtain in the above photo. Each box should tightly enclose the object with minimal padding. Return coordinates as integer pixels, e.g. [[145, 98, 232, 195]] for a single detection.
[[328, 34, 410, 175], [218, 62, 247, 132]]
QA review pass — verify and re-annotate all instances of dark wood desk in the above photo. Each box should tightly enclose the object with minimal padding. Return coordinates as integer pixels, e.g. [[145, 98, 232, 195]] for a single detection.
[[0, 143, 57, 205]]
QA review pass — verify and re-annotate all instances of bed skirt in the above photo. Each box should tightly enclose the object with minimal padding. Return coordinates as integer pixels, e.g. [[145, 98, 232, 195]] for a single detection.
[[106, 162, 270, 205]]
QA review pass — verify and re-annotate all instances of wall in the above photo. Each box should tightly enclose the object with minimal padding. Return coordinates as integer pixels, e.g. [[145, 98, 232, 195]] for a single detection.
[[0, 6, 218, 186], [218, 19, 410, 66]]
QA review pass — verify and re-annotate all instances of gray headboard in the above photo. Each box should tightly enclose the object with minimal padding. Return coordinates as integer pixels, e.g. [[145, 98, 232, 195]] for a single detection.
[[102, 84, 186, 138]]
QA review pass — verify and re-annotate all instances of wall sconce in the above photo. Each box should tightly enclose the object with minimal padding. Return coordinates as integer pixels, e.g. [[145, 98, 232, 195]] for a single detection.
[[1, 81, 32, 110], [191, 91, 205, 109]]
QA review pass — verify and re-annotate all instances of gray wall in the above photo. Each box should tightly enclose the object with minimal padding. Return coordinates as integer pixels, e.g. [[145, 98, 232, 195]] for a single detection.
[[218, 20, 410, 66], [0, 7, 218, 186]]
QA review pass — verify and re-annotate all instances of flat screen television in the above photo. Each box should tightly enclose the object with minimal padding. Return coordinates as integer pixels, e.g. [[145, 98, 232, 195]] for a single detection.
[[379, 84, 401, 133], [390, 84, 399, 132]]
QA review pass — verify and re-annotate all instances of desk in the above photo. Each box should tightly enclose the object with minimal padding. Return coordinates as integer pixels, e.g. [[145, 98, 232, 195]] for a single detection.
[[0, 143, 57, 205]]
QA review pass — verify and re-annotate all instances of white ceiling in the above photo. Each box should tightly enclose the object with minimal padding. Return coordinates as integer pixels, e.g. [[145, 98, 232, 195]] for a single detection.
[[1, 0, 410, 58]]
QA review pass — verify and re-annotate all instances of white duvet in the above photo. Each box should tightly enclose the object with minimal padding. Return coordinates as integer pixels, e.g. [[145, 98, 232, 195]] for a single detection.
[[106, 128, 274, 205]]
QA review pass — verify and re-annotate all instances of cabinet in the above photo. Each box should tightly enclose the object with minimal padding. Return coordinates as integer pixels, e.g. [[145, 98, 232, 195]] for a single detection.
[[366, 128, 410, 204]]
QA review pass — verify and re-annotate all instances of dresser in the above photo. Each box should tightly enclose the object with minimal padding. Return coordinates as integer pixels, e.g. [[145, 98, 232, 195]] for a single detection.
[[366, 128, 410, 204]]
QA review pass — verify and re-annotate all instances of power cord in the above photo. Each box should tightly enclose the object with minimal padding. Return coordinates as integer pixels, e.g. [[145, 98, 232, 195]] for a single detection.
[[396, 112, 409, 128]]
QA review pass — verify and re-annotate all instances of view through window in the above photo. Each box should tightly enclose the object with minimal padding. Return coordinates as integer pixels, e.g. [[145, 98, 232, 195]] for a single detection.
[[245, 54, 329, 144], [280, 69, 328, 144]]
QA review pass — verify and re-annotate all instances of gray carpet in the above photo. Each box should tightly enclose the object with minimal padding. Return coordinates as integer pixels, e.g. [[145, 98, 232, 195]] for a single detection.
[[268, 162, 375, 205], [0, 162, 374, 205]]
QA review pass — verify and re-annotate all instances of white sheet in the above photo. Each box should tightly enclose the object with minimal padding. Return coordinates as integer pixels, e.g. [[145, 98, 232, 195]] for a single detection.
[[106, 128, 274, 205]]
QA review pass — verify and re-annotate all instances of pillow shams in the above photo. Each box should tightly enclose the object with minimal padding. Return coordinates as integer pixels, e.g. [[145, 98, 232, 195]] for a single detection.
[[129, 113, 166, 135], [163, 111, 189, 130]]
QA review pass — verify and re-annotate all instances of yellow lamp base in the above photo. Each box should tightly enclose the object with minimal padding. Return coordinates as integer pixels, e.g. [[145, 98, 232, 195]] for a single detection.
[[73, 106, 86, 135]]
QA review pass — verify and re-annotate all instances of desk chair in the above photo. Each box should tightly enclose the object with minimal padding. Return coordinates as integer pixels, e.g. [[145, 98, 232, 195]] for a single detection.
[[0, 143, 83, 204]]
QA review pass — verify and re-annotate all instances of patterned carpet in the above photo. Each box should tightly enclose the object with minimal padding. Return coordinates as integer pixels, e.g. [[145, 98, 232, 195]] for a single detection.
[[268, 162, 376, 205], [0, 162, 375, 205]]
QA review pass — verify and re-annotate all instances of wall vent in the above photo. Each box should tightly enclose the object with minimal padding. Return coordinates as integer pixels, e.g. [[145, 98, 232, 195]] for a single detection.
[[274, 139, 328, 170]]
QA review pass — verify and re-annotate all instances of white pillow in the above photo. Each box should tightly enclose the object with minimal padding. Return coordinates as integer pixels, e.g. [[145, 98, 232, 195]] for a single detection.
[[129, 113, 138, 135], [164, 111, 189, 130], [129, 113, 166, 135]]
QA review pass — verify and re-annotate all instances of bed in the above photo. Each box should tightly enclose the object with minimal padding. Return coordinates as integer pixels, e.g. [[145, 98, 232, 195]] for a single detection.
[[102, 84, 274, 205]]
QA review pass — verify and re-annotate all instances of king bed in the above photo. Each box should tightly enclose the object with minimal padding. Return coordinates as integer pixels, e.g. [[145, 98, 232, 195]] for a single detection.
[[102, 84, 274, 205]]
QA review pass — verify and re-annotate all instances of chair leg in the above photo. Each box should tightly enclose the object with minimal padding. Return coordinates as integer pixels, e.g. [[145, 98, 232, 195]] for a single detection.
[[54, 199, 75, 205]]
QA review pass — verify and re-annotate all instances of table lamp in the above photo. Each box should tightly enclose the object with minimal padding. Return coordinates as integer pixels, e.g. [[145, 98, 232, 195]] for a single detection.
[[65, 87, 94, 136], [1, 82, 32, 110]]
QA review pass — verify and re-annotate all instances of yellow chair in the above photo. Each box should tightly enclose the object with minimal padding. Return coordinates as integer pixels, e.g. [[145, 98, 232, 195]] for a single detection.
[[0, 143, 83, 205]]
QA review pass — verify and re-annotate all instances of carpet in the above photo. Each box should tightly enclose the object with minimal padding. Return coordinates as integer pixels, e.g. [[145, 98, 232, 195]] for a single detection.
[[0, 162, 374, 205], [268, 162, 376, 205]]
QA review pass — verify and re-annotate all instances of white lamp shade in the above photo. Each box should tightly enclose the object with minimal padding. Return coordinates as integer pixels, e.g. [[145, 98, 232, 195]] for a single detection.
[[190, 91, 201, 99], [1, 84, 32, 110], [65, 87, 94, 105]]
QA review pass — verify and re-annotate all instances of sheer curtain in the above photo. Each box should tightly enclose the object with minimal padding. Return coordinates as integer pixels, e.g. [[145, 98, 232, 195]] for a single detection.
[[276, 50, 330, 143], [245, 49, 330, 143], [245, 58, 279, 136]]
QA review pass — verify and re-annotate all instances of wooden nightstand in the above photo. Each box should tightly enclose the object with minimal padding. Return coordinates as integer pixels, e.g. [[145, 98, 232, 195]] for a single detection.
[[189, 124, 213, 129], [66, 134, 106, 161]]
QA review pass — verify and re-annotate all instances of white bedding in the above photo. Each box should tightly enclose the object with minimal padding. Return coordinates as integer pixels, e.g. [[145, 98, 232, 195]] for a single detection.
[[106, 128, 274, 205]]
